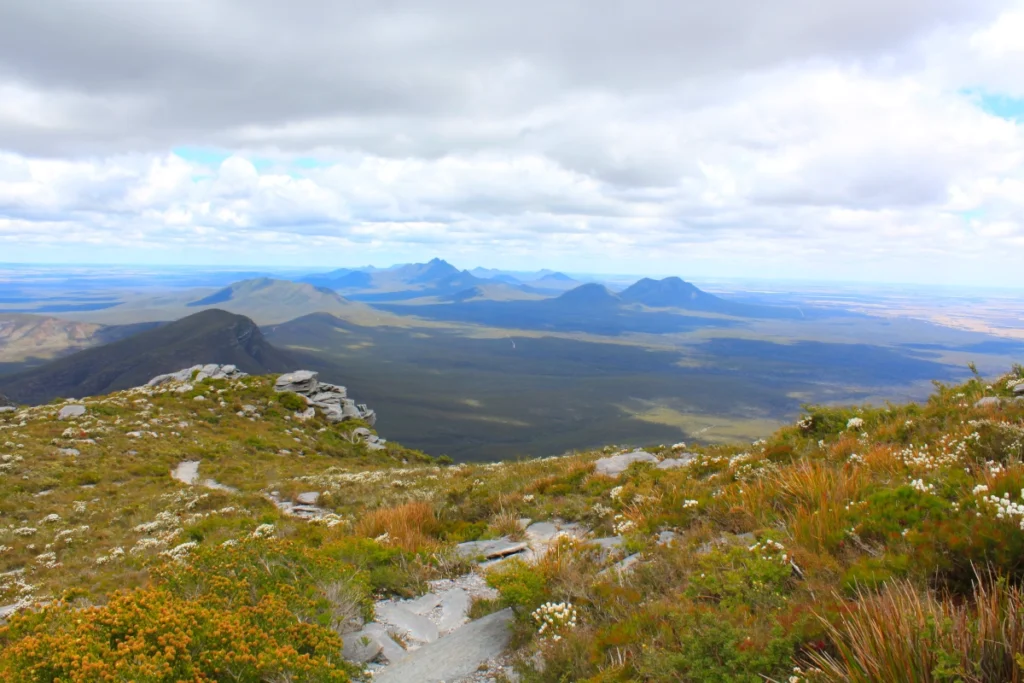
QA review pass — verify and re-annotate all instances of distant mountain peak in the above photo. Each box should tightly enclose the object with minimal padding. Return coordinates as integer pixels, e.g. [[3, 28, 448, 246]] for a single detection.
[[537, 272, 576, 282], [620, 277, 707, 306], [555, 283, 620, 307], [188, 278, 350, 308]]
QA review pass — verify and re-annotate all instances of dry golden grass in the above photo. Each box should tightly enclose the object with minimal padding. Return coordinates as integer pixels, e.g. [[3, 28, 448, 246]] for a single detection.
[[809, 577, 1024, 683], [489, 508, 527, 541], [354, 501, 441, 553]]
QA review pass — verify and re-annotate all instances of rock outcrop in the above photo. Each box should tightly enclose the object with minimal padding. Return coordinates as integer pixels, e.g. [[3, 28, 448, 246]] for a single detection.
[[147, 363, 248, 387], [274, 370, 378, 428]]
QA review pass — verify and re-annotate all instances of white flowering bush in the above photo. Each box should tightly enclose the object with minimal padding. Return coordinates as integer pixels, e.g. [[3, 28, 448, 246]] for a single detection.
[[749, 539, 789, 564], [250, 523, 276, 539], [532, 601, 578, 641], [161, 541, 198, 560], [612, 514, 636, 534], [846, 417, 865, 430]]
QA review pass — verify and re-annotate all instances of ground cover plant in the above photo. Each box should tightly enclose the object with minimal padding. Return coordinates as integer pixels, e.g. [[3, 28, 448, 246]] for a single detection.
[[1, 366, 1024, 680]]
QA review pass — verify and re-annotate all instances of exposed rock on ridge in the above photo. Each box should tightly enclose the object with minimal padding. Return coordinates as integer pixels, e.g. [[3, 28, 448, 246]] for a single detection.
[[274, 370, 379, 430]]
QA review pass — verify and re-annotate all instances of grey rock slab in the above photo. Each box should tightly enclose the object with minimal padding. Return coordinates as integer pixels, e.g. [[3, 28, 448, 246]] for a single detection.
[[341, 627, 385, 664], [524, 521, 559, 543], [202, 479, 237, 493], [172, 460, 200, 485], [0, 603, 18, 620], [975, 397, 1002, 409], [405, 592, 442, 615], [600, 553, 641, 578], [310, 390, 345, 404], [657, 530, 678, 546], [274, 370, 319, 394], [57, 448, 80, 457], [58, 405, 86, 420], [455, 539, 528, 561], [1015, 383, 1024, 395], [373, 608, 514, 683], [0, 406, 16, 414], [437, 587, 471, 633], [591, 536, 625, 552], [657, 454, 697, 470], [375, 603, 439, 643], [296, 491, 320, 505], [147, 373, 173, 387], [594, 450, 658, 477], [362, 623, 407, 663]]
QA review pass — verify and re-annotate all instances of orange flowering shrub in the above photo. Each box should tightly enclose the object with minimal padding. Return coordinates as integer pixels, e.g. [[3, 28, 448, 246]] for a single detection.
[[0, 588, 352, 682], [0, 538, 365, 682]]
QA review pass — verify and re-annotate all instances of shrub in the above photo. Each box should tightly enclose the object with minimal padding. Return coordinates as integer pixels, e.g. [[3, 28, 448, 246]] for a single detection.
[[1, 581, 355, 683], [278, 391, 308, 412]]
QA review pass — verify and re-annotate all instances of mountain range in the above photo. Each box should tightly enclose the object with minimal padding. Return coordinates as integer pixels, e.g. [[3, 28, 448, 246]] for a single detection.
[[303, 258, 581, 301]]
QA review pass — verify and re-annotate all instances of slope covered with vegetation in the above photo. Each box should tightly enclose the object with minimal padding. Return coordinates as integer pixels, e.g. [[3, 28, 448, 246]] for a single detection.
[[0, 309, 294, 405], [1, 364, 1024, 681]]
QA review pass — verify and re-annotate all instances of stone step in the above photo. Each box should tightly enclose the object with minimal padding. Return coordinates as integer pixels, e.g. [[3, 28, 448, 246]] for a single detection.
[[375, 603, 440, 644], [373, 608, 514, 683]]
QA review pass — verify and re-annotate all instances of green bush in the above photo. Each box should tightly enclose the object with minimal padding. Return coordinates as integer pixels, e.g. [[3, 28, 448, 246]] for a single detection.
[[278, 391, 308, 412]]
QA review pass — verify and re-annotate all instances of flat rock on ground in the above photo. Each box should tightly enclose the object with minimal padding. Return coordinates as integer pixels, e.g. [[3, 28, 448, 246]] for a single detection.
[[375, 603, 440, 644], [57, 404, 86, 420], [341, 627, 384, 663], [373, 608, 515, 683], [456, 538, 528, 560], [657, 454, 697, 469], [361, 623, 408, 663], [172, 460, 200, 485], [594, 450, 658, 476], [436, 587, 472, 634]]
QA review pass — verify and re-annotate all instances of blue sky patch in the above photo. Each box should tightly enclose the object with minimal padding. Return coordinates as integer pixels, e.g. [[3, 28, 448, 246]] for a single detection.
[[962, 89, 1024, 121]]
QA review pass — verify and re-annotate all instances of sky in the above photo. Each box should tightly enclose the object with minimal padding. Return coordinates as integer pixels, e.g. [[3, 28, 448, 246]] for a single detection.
[[1, 1, 1023, 287]]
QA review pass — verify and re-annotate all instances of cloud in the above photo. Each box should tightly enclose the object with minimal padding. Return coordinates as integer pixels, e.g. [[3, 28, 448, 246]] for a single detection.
[[0, 1, 1022, 285]]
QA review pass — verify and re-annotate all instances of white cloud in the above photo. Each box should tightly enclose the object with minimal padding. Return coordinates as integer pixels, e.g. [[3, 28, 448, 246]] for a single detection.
[[0, 1, 1022, 285]]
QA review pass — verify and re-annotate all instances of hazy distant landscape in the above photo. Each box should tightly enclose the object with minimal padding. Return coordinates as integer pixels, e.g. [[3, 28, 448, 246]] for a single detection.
[[1, 259, 1018, 461]]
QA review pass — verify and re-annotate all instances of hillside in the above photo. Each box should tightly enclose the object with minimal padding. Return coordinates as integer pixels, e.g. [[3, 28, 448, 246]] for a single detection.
[[2, 364, 1024, 680], [46, 278, 386, 327], [0, 309, 294, 404], [0, 314, 160, 365]]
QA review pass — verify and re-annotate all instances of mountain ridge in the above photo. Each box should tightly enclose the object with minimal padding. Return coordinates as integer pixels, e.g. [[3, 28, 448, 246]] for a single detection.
[[0, 309, 294, 405]]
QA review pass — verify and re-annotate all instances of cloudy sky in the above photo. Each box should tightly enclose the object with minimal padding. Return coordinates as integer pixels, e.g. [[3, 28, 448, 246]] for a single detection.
[[1, 1, 1023, 286]]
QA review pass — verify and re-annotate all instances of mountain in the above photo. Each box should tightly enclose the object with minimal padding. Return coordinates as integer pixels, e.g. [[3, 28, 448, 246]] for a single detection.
[[551, 283, 620, 308], [536, 272, 576, 283], [437, 283, 544, 303], [58, 277, 382, 326], [0, 313, 163, 364], [0, 309, 294, 405], [391, 258, 462, 285], [620, 277, 799, 318], [300, 270, 374, 290]]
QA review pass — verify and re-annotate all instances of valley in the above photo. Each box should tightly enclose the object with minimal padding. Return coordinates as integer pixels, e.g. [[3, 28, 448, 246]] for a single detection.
[[1, 260, 1015, 461]]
